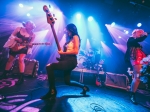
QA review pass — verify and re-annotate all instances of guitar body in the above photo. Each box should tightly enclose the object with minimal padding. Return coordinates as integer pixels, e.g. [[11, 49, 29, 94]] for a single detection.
[[11, 44, 26, 52], [95, 75, 101, 86]]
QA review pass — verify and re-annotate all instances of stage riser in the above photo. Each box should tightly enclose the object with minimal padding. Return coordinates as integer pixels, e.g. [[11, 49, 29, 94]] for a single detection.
[[54, 70, 97, 85], [71, 71, 96, 85]]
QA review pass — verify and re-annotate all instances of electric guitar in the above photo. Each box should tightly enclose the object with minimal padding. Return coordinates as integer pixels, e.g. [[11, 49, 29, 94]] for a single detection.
[[43, 5, 63, 61], [95, 62, 105, 86], [11, 42, 51, 52]]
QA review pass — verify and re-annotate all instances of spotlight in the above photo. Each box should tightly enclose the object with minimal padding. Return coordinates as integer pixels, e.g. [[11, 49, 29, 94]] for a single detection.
[[49, 5, 53, 11], [27, 13, 30, 16], [111, 22, 115, 27], [19, 4, 23, 8], [76, 13, 81, 19], [137, 23, 142, 27], [124, 30, 129, 34], [118, 36, 122, 38], [88, 16, 93, 21], [142, 0, 145, 3], [125, 31, 129, 34], [30, 7, 33, 9]]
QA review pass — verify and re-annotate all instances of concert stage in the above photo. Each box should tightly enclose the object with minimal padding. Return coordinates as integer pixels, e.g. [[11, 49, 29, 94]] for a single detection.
[[0, 71, 150, 112]]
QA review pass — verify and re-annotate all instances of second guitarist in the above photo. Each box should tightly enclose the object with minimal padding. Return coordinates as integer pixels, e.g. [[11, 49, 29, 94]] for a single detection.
[[1, 20, 36, 85], [40, 24, 90, 100]]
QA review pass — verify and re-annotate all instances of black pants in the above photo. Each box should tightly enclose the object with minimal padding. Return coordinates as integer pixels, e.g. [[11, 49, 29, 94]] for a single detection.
[[46, 56, 84, 90]]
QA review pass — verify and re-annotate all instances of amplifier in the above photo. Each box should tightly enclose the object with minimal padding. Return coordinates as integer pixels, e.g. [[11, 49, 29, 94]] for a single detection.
[[71, 68, 96, 85], [105, 72, 129, 91], [11, 58, 39, 77]]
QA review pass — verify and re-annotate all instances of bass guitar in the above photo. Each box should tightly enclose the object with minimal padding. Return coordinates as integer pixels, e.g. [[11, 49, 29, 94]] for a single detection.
[[11, 42, 51, 52], [43, 5, 63, 61]]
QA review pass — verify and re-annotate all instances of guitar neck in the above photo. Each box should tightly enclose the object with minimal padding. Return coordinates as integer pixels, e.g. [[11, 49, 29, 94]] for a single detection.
[[43, 5, 61, 51], [17, 43, 50, 46], [32, 43, 49, 45], [51, 25, 61, 51]]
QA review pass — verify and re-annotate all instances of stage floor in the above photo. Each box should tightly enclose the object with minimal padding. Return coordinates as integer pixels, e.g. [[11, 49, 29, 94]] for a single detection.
[[0, 74, 150, 112]]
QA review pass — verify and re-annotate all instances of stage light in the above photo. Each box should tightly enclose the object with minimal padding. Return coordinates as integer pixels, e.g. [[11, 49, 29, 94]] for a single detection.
[[125, 31, 129, 34], [142, 0, 145, 3], [137, 23, 142, 27], [57, 11, 62, 17], [124, 30, 129, 34], [118, 36, 122, 38], [76, 13, 81, 19], [88, 16, 93, 22], [111, 22, 115, 27], [30, 7, 33, 9], [27, 13, 30, 16], [19, 4, 23, 8], [49, 5, 53, 12]]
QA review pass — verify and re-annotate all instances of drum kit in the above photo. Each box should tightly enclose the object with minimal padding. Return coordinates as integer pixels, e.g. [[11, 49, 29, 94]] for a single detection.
[[77, 48, 101, 70]]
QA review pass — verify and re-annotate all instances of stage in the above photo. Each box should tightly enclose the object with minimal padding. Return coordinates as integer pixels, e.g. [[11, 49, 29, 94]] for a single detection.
[[0, 72, 150, 112]]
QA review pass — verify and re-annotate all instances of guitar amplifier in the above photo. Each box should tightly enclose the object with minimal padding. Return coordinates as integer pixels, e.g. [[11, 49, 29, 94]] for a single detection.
[[11, 58, 39, 77], [105, 72, 130, 91]]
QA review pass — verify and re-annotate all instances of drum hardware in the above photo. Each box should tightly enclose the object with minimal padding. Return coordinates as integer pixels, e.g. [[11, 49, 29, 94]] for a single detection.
[[77, 48, 101, 70], [0, 95, 5, 101]]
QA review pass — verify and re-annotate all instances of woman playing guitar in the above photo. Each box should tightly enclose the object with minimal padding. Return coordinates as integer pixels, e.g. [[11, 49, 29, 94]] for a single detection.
[[40, 23, 90, 100], [1, 20, 36, 85]]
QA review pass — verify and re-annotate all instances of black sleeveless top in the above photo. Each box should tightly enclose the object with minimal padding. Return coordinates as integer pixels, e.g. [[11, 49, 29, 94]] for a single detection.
[[9, 27, 32, 55], [17, 27, 32, 43]]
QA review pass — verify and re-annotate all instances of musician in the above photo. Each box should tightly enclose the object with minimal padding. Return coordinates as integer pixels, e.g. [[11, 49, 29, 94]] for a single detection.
[[40, 23, 90, 100], [0, 20, 36, 85], [124, 29, 148, 104]]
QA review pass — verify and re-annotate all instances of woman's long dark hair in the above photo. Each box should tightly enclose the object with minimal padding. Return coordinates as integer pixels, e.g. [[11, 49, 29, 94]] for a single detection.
[[65, 23, 81, 47]]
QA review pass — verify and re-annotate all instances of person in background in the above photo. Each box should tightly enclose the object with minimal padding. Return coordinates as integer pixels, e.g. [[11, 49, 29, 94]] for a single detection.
[[40, 23, 90, 100], [0, 20, 36, 85], [124, 29, 148, 104]]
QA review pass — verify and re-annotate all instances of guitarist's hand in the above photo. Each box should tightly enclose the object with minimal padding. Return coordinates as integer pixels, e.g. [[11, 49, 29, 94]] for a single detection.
[[28, 43, 33, 48], [58, 49, 64, 55], [15, 37, 22, 43]]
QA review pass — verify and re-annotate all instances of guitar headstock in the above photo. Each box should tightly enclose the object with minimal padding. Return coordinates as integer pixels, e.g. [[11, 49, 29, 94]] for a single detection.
[[43, 5, 55, 25]]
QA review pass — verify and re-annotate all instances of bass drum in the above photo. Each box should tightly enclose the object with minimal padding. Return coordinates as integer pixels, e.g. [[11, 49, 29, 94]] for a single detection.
[[77, 56, 86, 69]]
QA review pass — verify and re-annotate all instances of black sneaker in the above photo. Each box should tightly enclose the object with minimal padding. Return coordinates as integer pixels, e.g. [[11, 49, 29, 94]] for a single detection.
[[80, 85, 90, 95], [40, 89, 57, 100]]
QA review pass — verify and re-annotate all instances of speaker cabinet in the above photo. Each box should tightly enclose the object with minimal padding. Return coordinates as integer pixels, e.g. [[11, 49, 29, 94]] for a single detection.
[[11, 58, 39, 77], [71, 68, 97, 85], [105, 72, 129, 90]]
